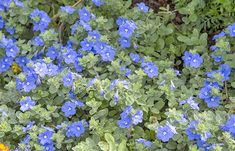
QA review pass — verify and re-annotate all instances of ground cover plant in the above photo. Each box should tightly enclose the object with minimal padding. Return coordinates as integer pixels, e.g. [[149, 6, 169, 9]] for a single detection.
[[0, 0, 235, 150]]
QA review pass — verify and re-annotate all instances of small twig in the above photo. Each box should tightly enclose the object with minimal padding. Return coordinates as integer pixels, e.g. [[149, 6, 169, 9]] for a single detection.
[[58, 23, 64, 43], [225, 81, 229, 101], [72, 0, 82, 7]]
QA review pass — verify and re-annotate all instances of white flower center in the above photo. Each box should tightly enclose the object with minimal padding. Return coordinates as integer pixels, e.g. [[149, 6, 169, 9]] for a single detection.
[[163, 131, 167, 136]]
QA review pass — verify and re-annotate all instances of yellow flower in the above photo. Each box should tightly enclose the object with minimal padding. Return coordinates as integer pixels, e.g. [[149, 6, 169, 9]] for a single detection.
[[11, 62, 21, 74], [0, 143, 9, 151]]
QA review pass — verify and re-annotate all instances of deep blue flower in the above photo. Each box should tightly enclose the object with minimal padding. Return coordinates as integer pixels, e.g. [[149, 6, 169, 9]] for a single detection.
[[74, 57, 83, 73], [116, 17, 128, 26], [227, 23, 235, 37], [136, 138, 152, 147], [80, 39, 93, 51], [38, 130, 54, 145], [156, 124, 176, 142], [129, 53, 140, 63], [63, 72, 74, 87], [137, 2, 149, 13], [0, 16, 5, 29], [204, 96, 220, 108], [20, 97, 35, 112], [185, 121, 200, 140], [33, 36, 44, 46], [92, 0, 104, 6], [23, 121, 35, 132], [99, 45, 116, 62], [0, 0, 11, 11], [120, 106, 132, 118], [16, 77, 23, 90], [71, 20, 79, 35], [223, 115, 235, 137], [0, 57, 12, 73], [219, 64, 231, 82], [199, 87, 212, 100], [61, 101, 76, 117], [182, 51, 203, 68], [47, 63, 58, 76], [211, 54, 222, 62], [212, 31, 225, 40], [34, 62, 48, 77], [6, 26, 15, 34], [117, 117, 132, 128], [43, 143, 55, 151], [118, 23, 135, 38], [23, 75, 37, 92], [142, 62, 158, 78], [30, 9, 51, 32], [78, 8, 91, 22], [66, 121, 85, 137], [1, 37, 20, 58], [60, 6, 75, 14], [16, 56, 28, 67], [46, 46, 58, 60], [132, 110, 143, 125], [63, 49, 77, 64], [119, 37, 131, 48], [88, 30, 101, 41]]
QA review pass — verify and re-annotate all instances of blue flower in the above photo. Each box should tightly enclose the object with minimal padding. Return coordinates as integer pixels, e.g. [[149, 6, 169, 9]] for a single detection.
[[182, 51, 203, 68], [117, 117, 132, 128], [63, 48, 77, 64], [0, 37, 20, 58], [212, 31, 225, 40], [20, 97, 36, 112], [34, 62, 48, 77], [120, 66, 132, 76], [23, 75, 37, 92], [92, 0, 104, 6], [0, 57, 12, 73], [63, 72, 74, 87], [16, 56, 28, 67], [227, 23, 235, 37], [21, 134, 30, 144], [79, 20, 92, 31], [109, 79, 118, 91], [132, 110, 143, 125], [30, 9, 51, 32], [88, 30, 101, 41], [199, 87, 212, 100], [119, 37, 131, 48], [204, 96, 220, 108], [137, 2, 149, 13], [118, 23, 135, 38], [74, 57, 83, 73], [211, 54, 222, 62], [78, 8, 91, 22], [0, 16, 5, 29], [120, 106, 132, 118], [142, 62, 158, 78], [219, 64, 231, 82], [0, 0, 11, 11], [47, 63, 58, 76], [38, 130, 54, 145], [156, 124, 176, 142], [185, 121, 200, 140], [60, 6, 75, 14], [136, 138, 152, 147], [114, 91, 119, 104], [46, 46, 58, 60], [80, 39, 93, 51], [116, 17, 128, 26], [43, 143, 55, 151], [129, 53, 140, 63], [23, 121, 35, 132], [99, 45, 116, 62], [66, 121, 85, 137], [186, 97, 199, 110], [33, 36, 44, 46], [71, 20, 79, 34], [61, 101, 76, 117], [6, 26, 15, 34], [14, 0, 24, 7], [222, 115, 235, 137]]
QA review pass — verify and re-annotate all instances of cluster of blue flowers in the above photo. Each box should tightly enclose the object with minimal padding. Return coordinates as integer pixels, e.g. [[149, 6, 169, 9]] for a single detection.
[[117, 106, 143, 128], [38, 130, 55, 151], [30, 9, 51, 32]]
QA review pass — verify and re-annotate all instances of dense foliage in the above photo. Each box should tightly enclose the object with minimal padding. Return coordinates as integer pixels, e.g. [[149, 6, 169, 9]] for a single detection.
[[0, 0, 235, 151]]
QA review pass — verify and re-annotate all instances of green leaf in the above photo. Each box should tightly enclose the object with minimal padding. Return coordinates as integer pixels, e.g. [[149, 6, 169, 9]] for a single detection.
[[105, 133, 116, 151]]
